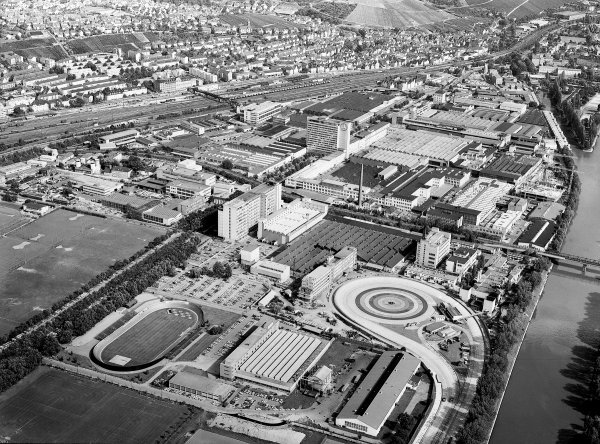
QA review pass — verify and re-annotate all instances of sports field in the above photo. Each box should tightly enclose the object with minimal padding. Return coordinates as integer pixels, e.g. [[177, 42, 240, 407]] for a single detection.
[[100, 308, 200, 367], [0, 367, 188, 443], [0, 209, 165, 336]]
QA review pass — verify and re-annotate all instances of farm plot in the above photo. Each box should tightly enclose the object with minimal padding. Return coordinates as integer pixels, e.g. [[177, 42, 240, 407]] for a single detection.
[[464, 0, 567, 17], [67, 32, 158, 54], [219, 13, 304, 29], [0, 367, 189, 444], [345, 0, 455, 28]]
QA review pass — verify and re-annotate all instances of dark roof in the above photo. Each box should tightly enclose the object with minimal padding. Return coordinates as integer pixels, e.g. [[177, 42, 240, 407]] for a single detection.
[[337, 352, 420, 430], [305, 91, 393, 115], [480, 155, 539, 183], [519, 220, 556, 248]]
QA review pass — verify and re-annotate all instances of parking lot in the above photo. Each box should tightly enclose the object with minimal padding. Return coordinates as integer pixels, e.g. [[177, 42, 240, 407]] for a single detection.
[[228, 387, 286, 411], [156, 238, 277, 309], [199, 315, 256, 361]]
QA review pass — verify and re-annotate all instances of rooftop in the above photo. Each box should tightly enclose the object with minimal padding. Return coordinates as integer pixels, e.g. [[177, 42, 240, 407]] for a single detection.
[[337, 351, 420, 430]]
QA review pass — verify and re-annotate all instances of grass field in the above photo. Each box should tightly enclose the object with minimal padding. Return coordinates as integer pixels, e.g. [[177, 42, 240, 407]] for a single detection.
[[0, 37, 68, 60], [0, 367, 189, 443], [67, 32, 158, 54], [0, 209, 165, 336], [178, 333, 217, 362], [464, 0, 567, 17], [201, 305, 242, 329], [345, 0, 454, 28], [219, 13, 304, 29], [95, 311, 136, 341], [0, 202, 29, 236], [100, 308, 199, 367]]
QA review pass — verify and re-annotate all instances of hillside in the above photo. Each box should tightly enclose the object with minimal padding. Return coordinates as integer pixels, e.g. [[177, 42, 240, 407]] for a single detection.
[[464, 0, 568, 18], [345, 0, 455, 28]]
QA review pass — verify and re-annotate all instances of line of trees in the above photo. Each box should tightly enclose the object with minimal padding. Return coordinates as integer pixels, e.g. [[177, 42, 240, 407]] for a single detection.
[[0, 146, 45, 166], [50, 233, 199, 342], [2, 233, 171, 343], [189, 261, 232, 280], [584, 349, 600, 443], [457, 257, 552, 444], [549, 145, 581, 251], [0, 202, 225, 391], [0, 232, 201, 391]]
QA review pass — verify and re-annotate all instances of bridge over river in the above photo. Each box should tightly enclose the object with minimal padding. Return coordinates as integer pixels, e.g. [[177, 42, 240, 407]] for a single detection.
[[483, 243, 600, 271]]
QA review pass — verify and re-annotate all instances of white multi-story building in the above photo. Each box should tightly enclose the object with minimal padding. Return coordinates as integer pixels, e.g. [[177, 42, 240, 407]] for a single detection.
[[306, 116, 351, 155], [299, 247, 357, 302], [416, 228, 451, 269], [241, 101, 282, 125], [154, 76, 196, 92], [218, 183, 282, 241]]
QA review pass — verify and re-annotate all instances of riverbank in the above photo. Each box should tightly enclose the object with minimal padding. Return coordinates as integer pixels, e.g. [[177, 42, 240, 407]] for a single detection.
[[483, 266, 551, 443]]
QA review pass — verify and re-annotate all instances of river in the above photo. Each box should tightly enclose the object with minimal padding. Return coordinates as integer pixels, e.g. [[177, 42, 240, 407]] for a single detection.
[[491, 148, 600, 443]]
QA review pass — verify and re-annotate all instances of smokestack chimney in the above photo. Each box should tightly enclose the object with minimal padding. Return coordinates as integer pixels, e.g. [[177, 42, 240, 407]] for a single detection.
[[358, 163, 364, 207]]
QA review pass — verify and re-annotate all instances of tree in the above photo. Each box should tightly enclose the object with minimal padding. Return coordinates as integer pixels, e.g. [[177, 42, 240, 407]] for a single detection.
[[127, 155, 146, 172], [12, 106, 25, 116], [221, 159, 234, 170], [213, 261, 226, 278]]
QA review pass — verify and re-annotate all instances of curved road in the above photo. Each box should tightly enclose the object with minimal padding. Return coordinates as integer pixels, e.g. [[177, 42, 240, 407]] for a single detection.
[[331, 276, 485, 443]]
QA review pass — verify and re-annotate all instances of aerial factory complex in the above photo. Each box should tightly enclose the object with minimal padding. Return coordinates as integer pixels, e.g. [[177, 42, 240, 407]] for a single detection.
[[0, 0, 597, 443]]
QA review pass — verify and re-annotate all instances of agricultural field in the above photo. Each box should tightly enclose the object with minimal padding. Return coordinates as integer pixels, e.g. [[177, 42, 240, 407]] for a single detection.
[[219, 13, 304, 29], [0, 209, 165, 336], [0, 37, 68, 60], [99, 307, 200, 367], [67, 32, 159, 54], [0, 367, 189, 444], [464, 0, 567, 17], [345, 0, 455, 28]]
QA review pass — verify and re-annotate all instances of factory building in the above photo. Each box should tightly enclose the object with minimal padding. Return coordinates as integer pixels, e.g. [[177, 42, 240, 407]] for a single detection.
[[220, 317, 331, 392], [336, 351, 420, 437], [258, 198, 329, 245], [98, 129, 140, 149], [169, 368, 235, 403]]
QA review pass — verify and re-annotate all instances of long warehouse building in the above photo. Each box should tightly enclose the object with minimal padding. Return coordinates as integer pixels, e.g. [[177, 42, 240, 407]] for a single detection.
[[336, 351, 420, 437], [220, 317, 330, 392]]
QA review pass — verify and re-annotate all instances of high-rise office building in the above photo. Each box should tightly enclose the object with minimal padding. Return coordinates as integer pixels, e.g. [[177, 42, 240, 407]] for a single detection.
[[416, 227, 451, 269], [306, 116, 352, 155], [218, 183, 282, 241]]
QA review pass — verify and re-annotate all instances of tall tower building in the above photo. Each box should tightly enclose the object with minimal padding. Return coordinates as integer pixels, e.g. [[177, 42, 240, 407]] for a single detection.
[[416, 228, 451, 269], [306, 116, 352, 156], [218, 183, 282, 241]]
